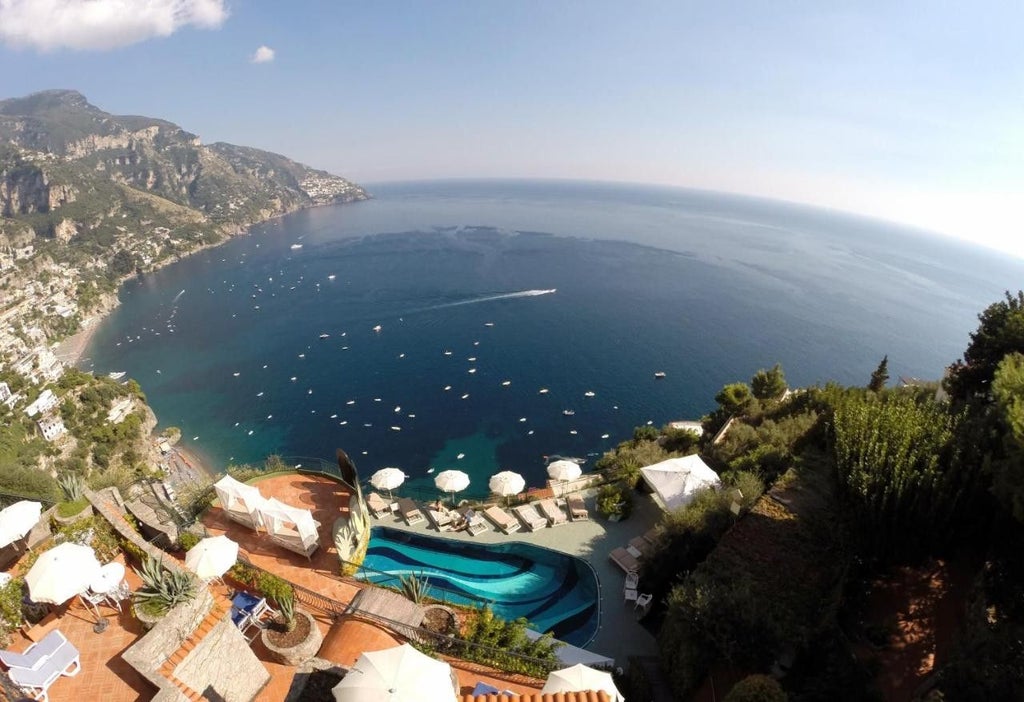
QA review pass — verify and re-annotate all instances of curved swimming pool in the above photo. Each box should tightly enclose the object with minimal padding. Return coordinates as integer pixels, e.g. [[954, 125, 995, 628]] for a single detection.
[[361, 526, 600, 647]]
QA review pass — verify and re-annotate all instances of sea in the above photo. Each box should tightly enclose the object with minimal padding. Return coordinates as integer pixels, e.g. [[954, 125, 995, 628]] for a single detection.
[[84, 179, 1024, 497]]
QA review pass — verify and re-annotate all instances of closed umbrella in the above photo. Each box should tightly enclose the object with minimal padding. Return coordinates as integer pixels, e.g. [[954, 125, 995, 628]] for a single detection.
[[26, 542, 101, 605], [434, 470, 470, 506], [370, 467, 406, 500], [542, 664, 625, 702], [332, 642, 457, 702], [547, 460, 582, 483], [0, 500, 42, 549], [185, 535, 239, 580], [489, 471, 525, 505]]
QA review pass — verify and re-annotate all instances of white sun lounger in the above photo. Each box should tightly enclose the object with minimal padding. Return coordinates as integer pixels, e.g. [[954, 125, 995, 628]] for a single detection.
[[365, 492, 392, 518], [8, 633, 80, 701], [0, 630, 67, 671], [512, 504, 547, 531], [483, 505, 521, 534], [537, 499, 568, 526]]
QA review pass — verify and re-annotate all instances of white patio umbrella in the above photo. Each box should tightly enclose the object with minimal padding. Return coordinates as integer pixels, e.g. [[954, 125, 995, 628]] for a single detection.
[[434, 470, 470, 506], [370, 467, 406, 500], [547, 460, 582, 483], [332, 642, 457, 702], [185, 534, 239, 580], [542, 663, 625, 702], [25, 542, 101, 605], [489, 470, 525, 505], [0, 500, 42, 549]]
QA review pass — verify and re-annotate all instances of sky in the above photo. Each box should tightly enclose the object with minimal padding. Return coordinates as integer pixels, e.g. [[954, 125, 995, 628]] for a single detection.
[[1, 1, 1022, 257]]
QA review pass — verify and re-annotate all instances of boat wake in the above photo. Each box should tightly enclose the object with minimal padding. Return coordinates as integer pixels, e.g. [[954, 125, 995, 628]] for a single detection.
[[415, 289, 556, 313], [172, 289, 185, 303]]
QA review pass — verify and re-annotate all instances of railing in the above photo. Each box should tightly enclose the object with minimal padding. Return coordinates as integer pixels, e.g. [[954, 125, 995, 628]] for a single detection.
[[0, 489, 56, 509]]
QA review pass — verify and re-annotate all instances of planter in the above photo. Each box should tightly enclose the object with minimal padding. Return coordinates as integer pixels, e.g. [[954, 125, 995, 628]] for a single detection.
[[261, 608, 323, 666], [52, 503, 93, 527], [132, 602, 164, 631]]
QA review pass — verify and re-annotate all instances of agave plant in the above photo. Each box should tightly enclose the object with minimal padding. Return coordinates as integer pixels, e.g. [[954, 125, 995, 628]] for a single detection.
[[133, 555, 197, 616], [57, 473, 84, 502], [276, 591, 296, 633], [398, 572, 428, 604]]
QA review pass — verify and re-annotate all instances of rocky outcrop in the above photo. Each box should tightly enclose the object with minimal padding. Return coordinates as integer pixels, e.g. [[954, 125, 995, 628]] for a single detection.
[[0, 162, 49, 216]]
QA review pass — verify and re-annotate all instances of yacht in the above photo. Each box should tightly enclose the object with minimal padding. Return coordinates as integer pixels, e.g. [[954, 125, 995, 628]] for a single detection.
[[563, 409, 576, 416], [319, 333, 330, 339], [539, 388, 550, 394], [108, 371, 126, 380], [373, 324, 382, 333], [654, 371, 667, 379], [290, 243, 303, 250], [584, 391, 595, 397]]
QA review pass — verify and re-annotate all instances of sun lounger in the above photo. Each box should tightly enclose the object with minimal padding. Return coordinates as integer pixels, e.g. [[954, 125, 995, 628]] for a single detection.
[[0, 630, 68, 671], [567, 494, 590, 521], [483, 505, 521, 534], [427, 508, 454, 531], [459, 509, 489, 536], [609, 547, 640, 573], [642, 527, 662, 546], [512, 504, 547, 531], [537, 498, 568, 526], [366, 492, 392, 518], [628, 536, 650, 557], [396, 498, 426, 526], [8, 633, 80, 701]]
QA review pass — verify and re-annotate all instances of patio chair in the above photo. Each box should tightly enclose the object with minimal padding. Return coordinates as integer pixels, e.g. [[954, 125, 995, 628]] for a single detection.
[[426, 508, 454, 531], [8, 634, 80, 701], [0, 630, 67, 671], [566, 494, 590, 521], [625, 570, 640, 590], [512, 504, 547, 532], [365, 492, 392, 518], [635, 592, 653, 611], [609, 547, 640, 573], [483, 505, 521, 535], [624, 587, 638, 605], [537, 498, 568, 526], [231, 592, 275, 644], [396, 498, 426, 526]]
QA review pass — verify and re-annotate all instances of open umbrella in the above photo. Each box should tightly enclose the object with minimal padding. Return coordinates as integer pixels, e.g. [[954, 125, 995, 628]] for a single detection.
[[434, 470, 470, 506], [547, 460, 582, 483], [26, 542, 101, 605], [489, 471, 525, 505], [0, 500, 42, 549], [370, 467, 406, 500], [185, 534, 239, 580], [542, 663, 625, 702], [332, 642, 457, 702]]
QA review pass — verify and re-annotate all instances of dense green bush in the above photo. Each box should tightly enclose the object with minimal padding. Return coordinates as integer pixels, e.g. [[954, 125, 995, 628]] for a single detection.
[[457, 605, 561, 678], [724, 675, 787, 702], [596, 482, 634, 519]]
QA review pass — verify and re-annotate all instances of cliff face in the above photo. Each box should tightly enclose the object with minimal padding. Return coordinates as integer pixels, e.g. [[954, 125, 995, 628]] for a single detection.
[[0, 89, 367, 246]]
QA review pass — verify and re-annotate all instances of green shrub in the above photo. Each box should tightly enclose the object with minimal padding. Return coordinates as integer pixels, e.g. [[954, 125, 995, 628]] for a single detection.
[[133, 555, 197, 616], [724, 674, 787, 702], [57, 473, 84, 501], [399, 572, 428, 604], [457, 606, 561, 678], [596, 483, 633, 518], [177, 531, 200, 552], [56, 497, 90, 518]]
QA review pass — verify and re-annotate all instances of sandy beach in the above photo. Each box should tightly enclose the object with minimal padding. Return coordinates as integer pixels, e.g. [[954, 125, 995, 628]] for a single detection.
[[53, 315, 104, 367]]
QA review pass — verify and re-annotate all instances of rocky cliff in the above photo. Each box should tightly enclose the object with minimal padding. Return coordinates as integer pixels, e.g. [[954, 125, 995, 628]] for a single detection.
[[0, 89, 366, 250]]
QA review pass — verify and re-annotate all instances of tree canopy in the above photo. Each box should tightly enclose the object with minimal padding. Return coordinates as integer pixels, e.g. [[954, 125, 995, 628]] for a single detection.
[[751, 363, 787, 400], [946, 290, 1024, 403]]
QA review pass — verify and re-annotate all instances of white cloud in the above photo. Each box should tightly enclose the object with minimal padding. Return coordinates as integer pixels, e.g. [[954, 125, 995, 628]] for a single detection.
[[250, 45, 274, 64], [0, 0, 228, 52]]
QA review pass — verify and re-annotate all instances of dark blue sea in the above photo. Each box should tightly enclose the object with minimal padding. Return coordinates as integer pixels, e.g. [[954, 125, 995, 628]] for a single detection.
[[84, 180, 1024, 496]]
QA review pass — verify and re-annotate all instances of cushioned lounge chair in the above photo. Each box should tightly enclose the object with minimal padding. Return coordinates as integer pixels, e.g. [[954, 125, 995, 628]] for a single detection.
[[8, 634, 80, 701], [427, 508, 454, 531], [483, 505, 521, 534], [459, 509, 489, 536], [628, 536, 651, 557], [537, 498, 568, 526], [609, 546, 640, 573], [366, 492, 392, 518], [567, 494, 590, 521], [512, 504, 547, 531], [396, 498, 426, 525], [0, 630, 67, 671]]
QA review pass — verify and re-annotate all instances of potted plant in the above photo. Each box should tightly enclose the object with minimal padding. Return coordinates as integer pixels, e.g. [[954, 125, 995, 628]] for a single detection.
[[261, 592, 323, 666], [53, 474, 92, 525], [132, 555, 197, 629]]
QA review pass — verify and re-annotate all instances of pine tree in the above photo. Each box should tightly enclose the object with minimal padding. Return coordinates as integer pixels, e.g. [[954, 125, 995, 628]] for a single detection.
[[869, 355, 889, 392]]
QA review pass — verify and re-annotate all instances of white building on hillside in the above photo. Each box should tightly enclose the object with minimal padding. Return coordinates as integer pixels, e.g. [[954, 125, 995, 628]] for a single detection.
[[0, 382, 10, 403], [24, 389, 57, 417], [37, 414, 66, 442]]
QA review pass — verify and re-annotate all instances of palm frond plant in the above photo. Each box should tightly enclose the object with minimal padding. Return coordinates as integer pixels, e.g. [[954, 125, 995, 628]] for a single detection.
[[399, 572, 428, 604], [276, 592, 296, 633]]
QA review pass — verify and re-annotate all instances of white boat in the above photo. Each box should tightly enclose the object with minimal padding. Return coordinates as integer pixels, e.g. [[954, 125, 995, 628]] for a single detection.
[[457, 453, 465, 459], [461, 393, 470, 399], [319, 333, 330, 339], [501, 380, 511, 386], [390, 426, 402, 432], [584, 391, 595, 397], [468, 368, 476, 374], [328, 274, 336, 280], [443, 350, 452, 356], [108, 371, 126, 380], [601, 433, 610, 439], [484, 322, 495, 327], [373, 324, 382, 333], [539, 388, 549, 394], [444, 385, 452, 391], [233, 372, 240, 377], [290, 243, 303, 249], [563, 409, 576, 416], [654, 371, 667, 379]]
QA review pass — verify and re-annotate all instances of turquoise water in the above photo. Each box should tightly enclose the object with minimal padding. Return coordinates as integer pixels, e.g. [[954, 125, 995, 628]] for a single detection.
[[361, 526, 600, 647], [84, 180, 1024, 494]]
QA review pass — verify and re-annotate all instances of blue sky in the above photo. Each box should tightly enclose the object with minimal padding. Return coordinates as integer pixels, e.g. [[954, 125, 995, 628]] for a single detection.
[[2, 1, 1022, 256]]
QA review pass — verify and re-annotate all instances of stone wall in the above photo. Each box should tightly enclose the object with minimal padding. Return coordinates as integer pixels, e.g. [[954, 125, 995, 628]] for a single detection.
[[175, 618, 270, 701]]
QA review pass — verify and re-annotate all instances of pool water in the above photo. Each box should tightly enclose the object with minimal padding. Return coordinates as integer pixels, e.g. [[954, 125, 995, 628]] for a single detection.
[[362, 527, 600, 647]]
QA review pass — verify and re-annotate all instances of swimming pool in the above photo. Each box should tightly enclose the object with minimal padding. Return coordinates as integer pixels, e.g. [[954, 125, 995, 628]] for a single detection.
[[361, 526, 600, 647]]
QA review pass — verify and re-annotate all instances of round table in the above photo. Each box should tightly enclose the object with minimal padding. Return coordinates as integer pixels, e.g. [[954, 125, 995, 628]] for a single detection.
[[90, 561, 125, 595]]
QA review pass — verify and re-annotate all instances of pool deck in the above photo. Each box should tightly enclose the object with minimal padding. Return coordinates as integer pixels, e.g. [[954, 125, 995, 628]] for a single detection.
[[372, 492, 662, 666]]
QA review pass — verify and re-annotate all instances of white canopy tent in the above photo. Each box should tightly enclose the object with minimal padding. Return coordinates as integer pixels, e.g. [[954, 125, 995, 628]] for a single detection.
[[259, 497, 320, 558], [213, 475, 267, 530], [640, 455, 721, 511]]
